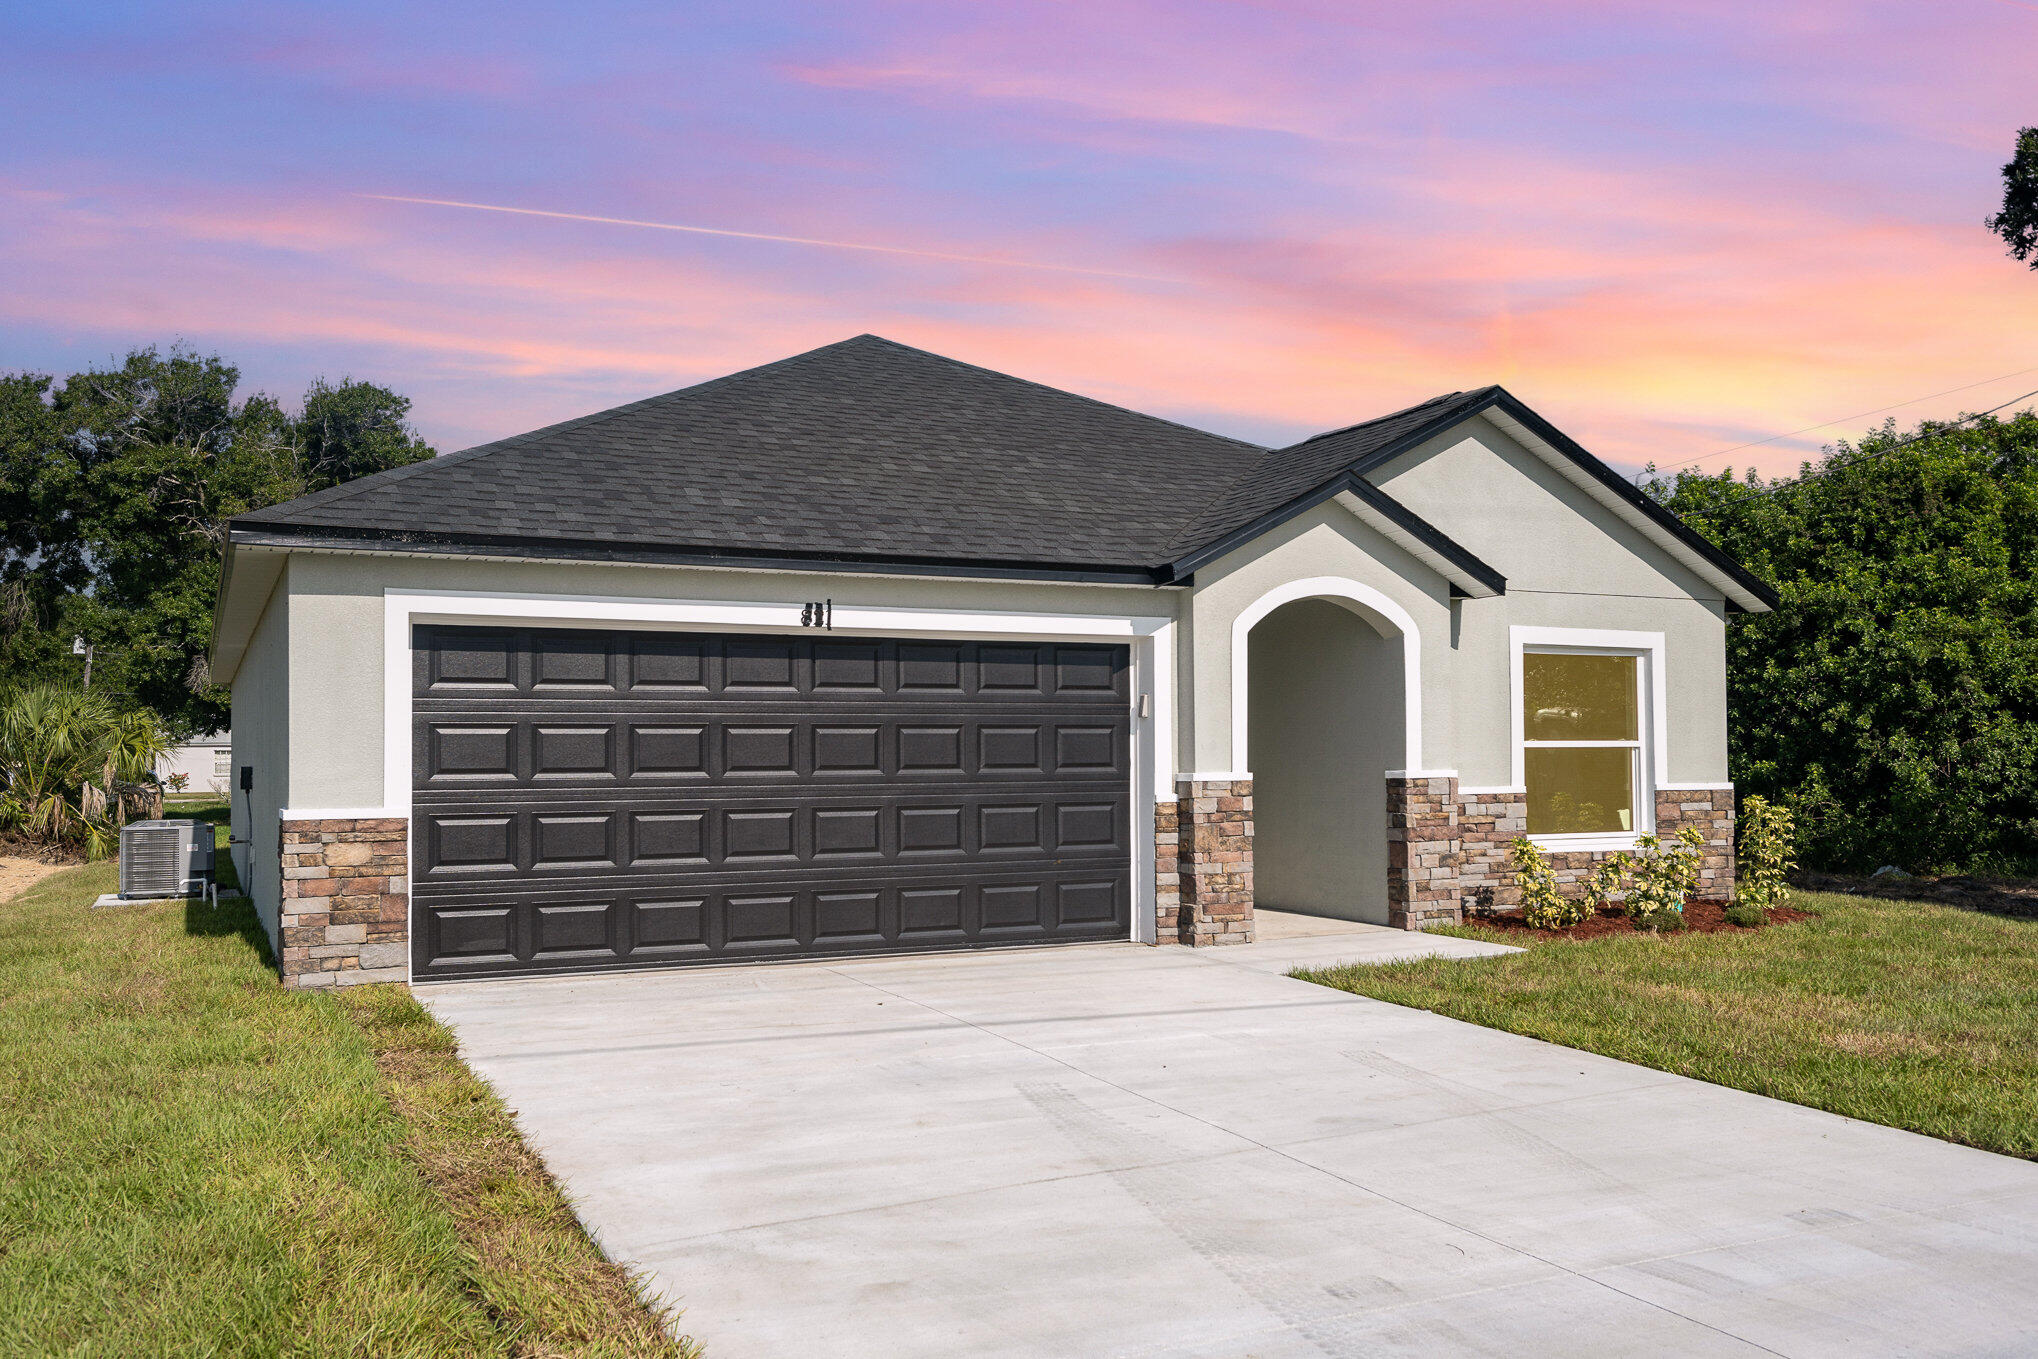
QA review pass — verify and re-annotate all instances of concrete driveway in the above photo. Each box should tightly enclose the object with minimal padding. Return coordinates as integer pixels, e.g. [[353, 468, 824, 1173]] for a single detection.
[[423, 923, 2038, 1358]]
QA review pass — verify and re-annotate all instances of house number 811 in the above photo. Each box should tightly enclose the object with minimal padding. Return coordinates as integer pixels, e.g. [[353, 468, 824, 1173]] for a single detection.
[[800, 600, 833, 629]]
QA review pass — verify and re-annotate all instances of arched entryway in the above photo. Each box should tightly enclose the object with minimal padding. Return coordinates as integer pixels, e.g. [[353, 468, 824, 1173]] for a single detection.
[[1233, 578, 1417, 927]]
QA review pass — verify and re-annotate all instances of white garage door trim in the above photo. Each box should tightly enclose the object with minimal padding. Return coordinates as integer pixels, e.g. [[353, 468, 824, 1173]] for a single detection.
[[374, 587, 1176, 963]]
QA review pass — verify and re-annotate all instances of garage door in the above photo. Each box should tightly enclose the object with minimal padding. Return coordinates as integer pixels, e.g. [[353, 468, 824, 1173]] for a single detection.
[[410, 625, 1133, 979]]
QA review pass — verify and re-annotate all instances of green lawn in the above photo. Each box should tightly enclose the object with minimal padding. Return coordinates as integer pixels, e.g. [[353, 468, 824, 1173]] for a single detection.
[[1297, 891, 2038, 1160], [0, 819, 695, 1357]]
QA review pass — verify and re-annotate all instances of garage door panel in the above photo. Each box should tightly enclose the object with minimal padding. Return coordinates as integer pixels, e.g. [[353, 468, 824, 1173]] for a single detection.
[[532, 725, 615, 779], [531, 631, 617, 691], [415, 793, 1126, 878], [415, 628, 1131, 706], [530, 899, 614, 957], [413, 625, 1131, 979], [423, 723, 519, 781], [627, 725, 709, 778], [627, 632, 709, 691], [419, 712, 1122, 777], [413, 871, 1128, 976], [631, 810, 707, 865]]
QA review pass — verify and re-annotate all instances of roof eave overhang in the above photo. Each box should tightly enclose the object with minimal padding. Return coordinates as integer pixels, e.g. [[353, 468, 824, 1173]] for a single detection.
[[223, 523, 1179, 588], [209, 537, 288, 687], [1164, 471, 1507, 599], [1351, 393, 1780, 614]]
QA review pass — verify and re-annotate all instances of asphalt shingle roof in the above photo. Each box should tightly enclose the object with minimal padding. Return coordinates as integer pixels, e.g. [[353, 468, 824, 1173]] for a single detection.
[[237, 334, 1268, 572], [231, 333, 1773, 608], [1162, 387, 1499, 559]]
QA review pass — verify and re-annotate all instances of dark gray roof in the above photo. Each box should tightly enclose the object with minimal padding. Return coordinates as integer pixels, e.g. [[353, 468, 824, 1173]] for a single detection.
[[1163, 387, 1499, 561], [231, 334, 1773, 607], [237, 334, 1264, 575]]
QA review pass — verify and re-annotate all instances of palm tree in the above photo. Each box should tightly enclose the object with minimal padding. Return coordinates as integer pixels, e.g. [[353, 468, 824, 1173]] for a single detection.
[[0, 685, 172, 858]]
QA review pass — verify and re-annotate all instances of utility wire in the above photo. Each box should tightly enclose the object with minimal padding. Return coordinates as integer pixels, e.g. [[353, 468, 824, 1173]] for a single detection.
[[1669, 387, 2038, 524], [1641, 363, 2038, 482]]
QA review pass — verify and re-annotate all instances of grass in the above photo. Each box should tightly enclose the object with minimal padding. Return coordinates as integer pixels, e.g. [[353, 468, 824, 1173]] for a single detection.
[[1296, 891, 2038, 1160], [0, 812, 697, 1357]]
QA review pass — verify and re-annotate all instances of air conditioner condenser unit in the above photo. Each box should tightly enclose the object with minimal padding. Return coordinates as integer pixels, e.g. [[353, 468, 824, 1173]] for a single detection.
[[118, 820, 216, 900]]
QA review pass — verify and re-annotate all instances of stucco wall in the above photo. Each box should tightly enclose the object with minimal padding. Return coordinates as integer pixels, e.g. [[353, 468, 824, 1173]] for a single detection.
[[1247, 599, 1398, 922], [277, 552, 1182, 809], [228, 564, 289, 947], [239, 412, 1736, 932], [1369, 414, 1731, 786], [1182, 502, 1453, 773]]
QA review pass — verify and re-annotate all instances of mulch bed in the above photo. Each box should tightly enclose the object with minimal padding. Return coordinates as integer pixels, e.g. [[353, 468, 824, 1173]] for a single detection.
[[1467, 897, 1813, 940], [1797, 871, 2038, 921]]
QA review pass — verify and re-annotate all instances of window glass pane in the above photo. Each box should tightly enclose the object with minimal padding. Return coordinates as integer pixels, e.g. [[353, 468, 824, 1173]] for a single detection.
[[1523, 652, 1637, 741], [1526, 747, 1635, 835]]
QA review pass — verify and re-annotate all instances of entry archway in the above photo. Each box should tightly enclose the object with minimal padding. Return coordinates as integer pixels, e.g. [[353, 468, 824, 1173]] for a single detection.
[[1231, 578, 1419, 926]]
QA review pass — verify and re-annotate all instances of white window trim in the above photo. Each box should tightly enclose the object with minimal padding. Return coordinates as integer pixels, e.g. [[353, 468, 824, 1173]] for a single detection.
[[380, 587, 1176, 971], [1510, 626, 1666, 852]]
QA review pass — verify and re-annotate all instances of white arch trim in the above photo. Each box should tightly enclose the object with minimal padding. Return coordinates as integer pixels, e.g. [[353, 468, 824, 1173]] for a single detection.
[[1229, 575, 1424, 774]]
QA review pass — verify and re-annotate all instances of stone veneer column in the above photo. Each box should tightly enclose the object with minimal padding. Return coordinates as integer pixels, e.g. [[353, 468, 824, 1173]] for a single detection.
[[278, 817, 410, 987], [1385, 775, 1462, 929], [1173, 778, 1253, 945], [1152, 799, 1183, 943], [1655, 788, 1737, 898]]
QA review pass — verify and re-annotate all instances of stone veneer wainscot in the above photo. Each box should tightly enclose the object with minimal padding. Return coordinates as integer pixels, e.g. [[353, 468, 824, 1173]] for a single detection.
[[1154, 778, 1736, 938], [278, 817, 409, 987]]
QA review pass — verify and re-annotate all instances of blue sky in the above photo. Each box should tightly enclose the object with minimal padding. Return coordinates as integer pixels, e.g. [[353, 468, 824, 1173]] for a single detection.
[[3, 0, 2034, 471]]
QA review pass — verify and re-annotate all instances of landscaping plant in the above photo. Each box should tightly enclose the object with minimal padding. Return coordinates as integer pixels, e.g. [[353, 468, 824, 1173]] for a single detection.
[[1585, 852, 1631, 916], [1509, 836, 1587, 929], [0, 683, 170, 858], [1736, 794, 1797, 913], [1622, 827, 1707, 932]]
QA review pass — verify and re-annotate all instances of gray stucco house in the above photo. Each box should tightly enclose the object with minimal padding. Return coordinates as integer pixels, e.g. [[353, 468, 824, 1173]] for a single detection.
[[209, 335, 1776, 987]]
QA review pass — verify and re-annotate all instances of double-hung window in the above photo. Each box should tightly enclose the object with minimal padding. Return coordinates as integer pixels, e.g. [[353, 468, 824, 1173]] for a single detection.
[[1519, 643, 1653, 843]]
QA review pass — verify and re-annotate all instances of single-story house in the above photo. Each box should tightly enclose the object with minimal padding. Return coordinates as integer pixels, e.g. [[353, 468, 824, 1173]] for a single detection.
[[210, 335, 1776, 987], [157, 731, 232, 795]]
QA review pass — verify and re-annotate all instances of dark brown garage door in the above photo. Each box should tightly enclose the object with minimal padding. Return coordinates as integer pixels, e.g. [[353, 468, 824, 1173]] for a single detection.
[[410, 625, 1133, 980]]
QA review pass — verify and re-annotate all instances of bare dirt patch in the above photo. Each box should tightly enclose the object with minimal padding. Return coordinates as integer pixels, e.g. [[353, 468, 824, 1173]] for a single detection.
[[0, 855, 74, 904], [1467, 896, 1813, 940]]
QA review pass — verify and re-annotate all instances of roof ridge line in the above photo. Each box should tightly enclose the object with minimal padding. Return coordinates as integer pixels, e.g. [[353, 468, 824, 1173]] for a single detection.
[[1277, 385, 1499, 454], [850, 334, 1268, 453]]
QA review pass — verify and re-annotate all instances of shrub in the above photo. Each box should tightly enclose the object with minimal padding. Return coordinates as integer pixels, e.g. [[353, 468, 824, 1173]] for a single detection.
[[1585, 853, 1631, 915], [1723, 902, 1768, 927], [0, 684, 171, 858], [1510, 836, 1587, 929], [1624, 827, 1707, 932], [1735, 794, 1797, 913]]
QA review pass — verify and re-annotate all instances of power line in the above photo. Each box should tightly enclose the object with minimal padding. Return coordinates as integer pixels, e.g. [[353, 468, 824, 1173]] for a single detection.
[[1671, 387, 2038, 523], [1646, 363, 2038, 480]]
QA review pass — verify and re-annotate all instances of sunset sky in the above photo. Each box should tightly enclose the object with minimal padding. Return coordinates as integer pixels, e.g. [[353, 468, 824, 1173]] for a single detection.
[[4, 1, 2035, 478]]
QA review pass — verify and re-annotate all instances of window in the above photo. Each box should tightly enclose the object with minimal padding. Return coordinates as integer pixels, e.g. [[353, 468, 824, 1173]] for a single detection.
[[1522, 650, 1644, 837]]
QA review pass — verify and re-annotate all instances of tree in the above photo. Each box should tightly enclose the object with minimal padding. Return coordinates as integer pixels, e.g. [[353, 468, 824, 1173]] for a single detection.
[[1647, 411, 2038, 874], [0, 346, 434, 734], [1986, 126, 2038, 268]]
